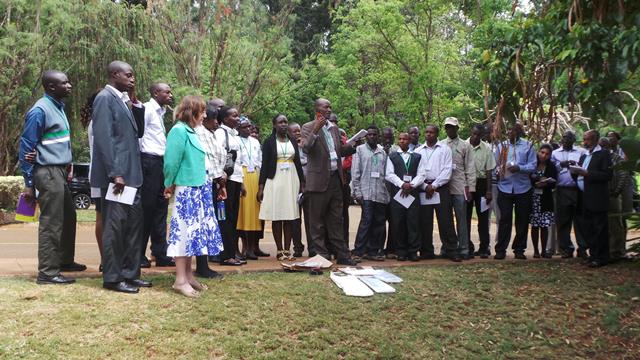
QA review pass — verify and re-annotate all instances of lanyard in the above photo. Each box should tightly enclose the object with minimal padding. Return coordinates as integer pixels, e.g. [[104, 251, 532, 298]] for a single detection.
[[368, 145, 379, 167], [279, 140, 289, 159], [240, 138, 252, 161], [403, 153, 412, 173]]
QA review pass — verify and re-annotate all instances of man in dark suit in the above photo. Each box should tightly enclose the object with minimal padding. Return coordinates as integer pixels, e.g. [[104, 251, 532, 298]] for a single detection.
[[572, 130, 612, 267], [301, 98, 357, 266], [91, 61, 151, 293]]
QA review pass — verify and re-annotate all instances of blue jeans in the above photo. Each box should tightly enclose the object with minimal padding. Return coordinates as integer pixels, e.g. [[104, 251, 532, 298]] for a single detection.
[[353, 200, 387, 256], [451, 194, 469, 256]]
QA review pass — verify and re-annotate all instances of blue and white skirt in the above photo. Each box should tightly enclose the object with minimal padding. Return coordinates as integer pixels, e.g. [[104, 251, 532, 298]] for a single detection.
[[167, 180, 223, 257]]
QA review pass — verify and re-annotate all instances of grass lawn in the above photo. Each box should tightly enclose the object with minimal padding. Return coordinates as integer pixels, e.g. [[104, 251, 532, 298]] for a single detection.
[[1, 261, 639, 359]]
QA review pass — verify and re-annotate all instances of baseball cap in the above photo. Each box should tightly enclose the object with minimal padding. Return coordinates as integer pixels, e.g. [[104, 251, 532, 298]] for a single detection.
[[444, 117, 459, 127]]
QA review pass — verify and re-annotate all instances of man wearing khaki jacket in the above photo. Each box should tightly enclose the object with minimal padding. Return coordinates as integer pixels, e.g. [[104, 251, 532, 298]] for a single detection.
[[301, 98, 357, 266]]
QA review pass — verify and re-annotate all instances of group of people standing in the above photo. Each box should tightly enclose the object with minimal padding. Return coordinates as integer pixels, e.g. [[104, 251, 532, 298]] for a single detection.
[[19, 62, 631, 298]]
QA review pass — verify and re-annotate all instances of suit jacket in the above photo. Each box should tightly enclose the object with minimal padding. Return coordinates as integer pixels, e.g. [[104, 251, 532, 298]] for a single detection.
[[259, 132, 305, 186], [574, 149, 612, 212], [301, 121, 355, 192], [132, 105, 145, 138], [90, 87, 143, 188]]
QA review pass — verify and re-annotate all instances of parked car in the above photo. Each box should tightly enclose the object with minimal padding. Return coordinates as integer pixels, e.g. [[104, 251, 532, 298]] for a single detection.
[[68, 163, 92, 210]]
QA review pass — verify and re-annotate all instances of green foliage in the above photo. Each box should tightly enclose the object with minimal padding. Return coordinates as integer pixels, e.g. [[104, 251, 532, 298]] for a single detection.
[[0, 176, 24, 209]]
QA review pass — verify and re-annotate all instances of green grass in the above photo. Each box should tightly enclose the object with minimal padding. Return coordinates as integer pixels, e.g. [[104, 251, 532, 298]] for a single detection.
[[1, 262, 639, 359]]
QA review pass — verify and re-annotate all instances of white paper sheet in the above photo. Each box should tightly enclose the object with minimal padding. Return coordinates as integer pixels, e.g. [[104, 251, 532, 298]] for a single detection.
[[105, 183, 137, 205], [373, 269, 403, 283], [393, 190, 415, 209], [339, 266, 377, 276], [480, 197, 490, 213], [330, 272, 374, 297], [419, 191, 440, 205], [359, 276, 396, 293], [347, 129, 368, 145], [569, 165, 585, 174]]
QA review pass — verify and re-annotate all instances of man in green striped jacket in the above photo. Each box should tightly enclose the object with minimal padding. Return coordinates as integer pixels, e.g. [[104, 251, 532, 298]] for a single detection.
[[19, 70, 85, 285]]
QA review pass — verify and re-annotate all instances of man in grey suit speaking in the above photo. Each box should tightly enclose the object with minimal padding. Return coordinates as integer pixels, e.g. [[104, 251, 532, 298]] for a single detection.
[[91, 61, 151, 293]]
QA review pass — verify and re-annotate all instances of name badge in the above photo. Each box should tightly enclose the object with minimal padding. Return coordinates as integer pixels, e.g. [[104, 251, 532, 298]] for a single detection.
[[329, 151, 338, 160], [247, 165, 255, 173], [534, 188, 543, 195], [371, 171, 380, 178], [280, 163, 291, 170], [403, 175, 412, 182], [452, 164, 457, 170]]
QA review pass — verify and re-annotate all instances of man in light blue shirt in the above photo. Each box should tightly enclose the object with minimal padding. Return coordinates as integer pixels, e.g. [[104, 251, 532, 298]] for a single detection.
[[494, 123, 536, 260]]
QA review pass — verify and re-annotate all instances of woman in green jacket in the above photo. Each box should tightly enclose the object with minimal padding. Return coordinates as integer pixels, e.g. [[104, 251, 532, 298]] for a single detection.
[[164, 95, 223, 298]]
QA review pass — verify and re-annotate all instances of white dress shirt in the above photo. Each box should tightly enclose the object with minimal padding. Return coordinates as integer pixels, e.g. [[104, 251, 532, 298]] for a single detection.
[[384, 148, 428, 189], [195, 125, 226, 180], [139, 98, 166, 156], [414, 142, 452, 190], [551, 145, 586, 187], [215, 124, 244, 183], [238, 135, 262, 171]]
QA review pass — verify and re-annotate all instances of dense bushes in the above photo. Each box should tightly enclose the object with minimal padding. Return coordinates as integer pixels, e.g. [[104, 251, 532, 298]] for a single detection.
[[0, 176, 23, 210]]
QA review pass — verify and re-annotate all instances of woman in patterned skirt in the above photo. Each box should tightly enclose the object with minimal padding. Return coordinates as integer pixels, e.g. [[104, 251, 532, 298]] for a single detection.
[[164, 95, 223, 297], [529, 144, 558, 258], [257, 114, 305, 261]]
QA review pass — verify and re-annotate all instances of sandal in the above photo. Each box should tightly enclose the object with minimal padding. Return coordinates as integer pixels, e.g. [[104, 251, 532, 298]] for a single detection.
[[172, 285, 200, 298], [277, 251, 286, 261], [220, 258, 242, 266], [284, 251, 296, 261]]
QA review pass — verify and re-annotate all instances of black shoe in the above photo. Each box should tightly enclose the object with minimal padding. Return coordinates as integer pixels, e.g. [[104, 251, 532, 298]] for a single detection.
[[336, 258, 358, 266], [245, 253, 259, 260], [140, 258, 151, 268], [480, 253, 489, 259], [308, 252, 317, 257], [194, 269, 224, 279], [208, 255, 221, 263], [155, 257, 176, 267], [450, 255, 463, 262], [103, 281, 139, 294], [533, 252, 541, 259], [397, 256, 408, 262], [235, 256, 248, 265], [494, 253, 506, 260], [514, 253, 527, 260], [473, 250, 481, 256], [587, 260, 606, 268], [464, 254, 474, 260], [577, 249, 589, 259], [255, 250, 271, 257], [542, 252, 553, 259], [293, 252, 303, 258], [420, 253, 436, 260], [36, 273, 75, 285], [126, 278, 152, 288], [60, 262, 87, 272], [561, 252, 573, 259], [408, 253, 420, 262]]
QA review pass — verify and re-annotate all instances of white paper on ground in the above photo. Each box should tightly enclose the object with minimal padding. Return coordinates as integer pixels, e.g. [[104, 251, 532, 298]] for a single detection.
[[393, 190, 415, 209], [358, 276, 396, 293], [373, 269, 403, 283], [480, 197, 490, 213], [105, 183, 137, 205], [419, 191, 440, 205], [339, 266, 377, 276], [330, 272, 374, 297], [347, 129, 368, 144], [286, 255, 333, 269]]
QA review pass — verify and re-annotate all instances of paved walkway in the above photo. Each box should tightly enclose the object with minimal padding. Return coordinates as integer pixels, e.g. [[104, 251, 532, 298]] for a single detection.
[[0, 206, 621, 278]]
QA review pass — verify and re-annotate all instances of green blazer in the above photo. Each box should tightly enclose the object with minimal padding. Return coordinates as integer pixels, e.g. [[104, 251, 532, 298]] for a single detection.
[[164, 121, 206, 187]]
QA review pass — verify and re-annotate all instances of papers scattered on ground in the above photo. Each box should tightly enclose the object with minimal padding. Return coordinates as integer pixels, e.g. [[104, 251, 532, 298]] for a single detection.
[[330, 266, 403, 297], [281, 255, 333, 271], [393, 190, 415, 209], [105, 183, 137, 205]]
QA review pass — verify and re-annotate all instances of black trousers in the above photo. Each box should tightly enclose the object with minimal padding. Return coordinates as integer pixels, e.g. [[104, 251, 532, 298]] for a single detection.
[[353, 200, 387, 256], [219, 180, 241, 261], [420, 184, 457, 257], [342, 177, 351, 249], [390, 194, 421, 257], [305, 173, 349, 260], [578, 208, 609, 263], [101, 190, 143, 283], [140, 154, 168, 260], [495, 190, 532, 255], [555, 187, 587, 254], [467, 178, 491, 254]]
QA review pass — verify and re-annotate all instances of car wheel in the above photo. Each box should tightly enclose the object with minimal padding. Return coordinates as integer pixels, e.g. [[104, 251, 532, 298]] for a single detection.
[[73, 194, 91, 210]]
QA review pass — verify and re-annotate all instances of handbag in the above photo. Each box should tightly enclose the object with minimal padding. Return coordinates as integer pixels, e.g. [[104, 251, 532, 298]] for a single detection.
[[223, 128, 237, 177]]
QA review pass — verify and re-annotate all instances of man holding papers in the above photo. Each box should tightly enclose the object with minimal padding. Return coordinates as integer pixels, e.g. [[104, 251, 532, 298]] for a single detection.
[[91, 61, 150, 293], [415, 125, 459, 262], [384, 133, 427, 262]]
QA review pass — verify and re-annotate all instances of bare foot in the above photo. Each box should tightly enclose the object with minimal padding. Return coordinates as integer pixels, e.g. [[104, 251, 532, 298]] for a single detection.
[[172, 283, 200, 298], [189, 280, 208, 291]]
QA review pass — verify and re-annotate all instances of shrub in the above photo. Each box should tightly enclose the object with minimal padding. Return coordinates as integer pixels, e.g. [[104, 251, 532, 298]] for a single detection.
[[0, 176, 24, 210]]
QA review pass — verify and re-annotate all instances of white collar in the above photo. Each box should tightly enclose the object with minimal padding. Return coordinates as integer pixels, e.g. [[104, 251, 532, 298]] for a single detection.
[[146, 98, 165, 116], [221, 123, 237, 135], [588, 145, 602, 154], [106, 84, 130, 103]]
